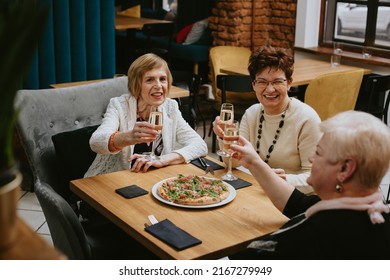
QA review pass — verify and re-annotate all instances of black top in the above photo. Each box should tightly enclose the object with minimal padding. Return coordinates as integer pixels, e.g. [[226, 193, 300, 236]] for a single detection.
[[231, 189, 390, 259], [133, 135, 163, 156], [133, 117, 164, 156]]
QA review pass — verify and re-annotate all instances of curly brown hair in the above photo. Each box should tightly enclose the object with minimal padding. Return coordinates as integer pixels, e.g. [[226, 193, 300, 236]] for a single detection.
[[248, 45, 294, 82]]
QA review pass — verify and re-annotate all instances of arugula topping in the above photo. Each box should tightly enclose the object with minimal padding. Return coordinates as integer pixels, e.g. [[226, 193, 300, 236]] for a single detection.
[[161, 175, 228, 202]]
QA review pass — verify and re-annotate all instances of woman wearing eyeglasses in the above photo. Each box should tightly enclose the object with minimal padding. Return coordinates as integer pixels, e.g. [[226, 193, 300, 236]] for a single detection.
[[213, 45, 321, 188]]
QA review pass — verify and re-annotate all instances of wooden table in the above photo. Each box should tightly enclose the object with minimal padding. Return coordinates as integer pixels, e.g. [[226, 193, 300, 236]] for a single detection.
[[220, 59, 372, 86], [115, 14, 172, 31], [50, 79, 189, 99], [70, 158, 288, 260]]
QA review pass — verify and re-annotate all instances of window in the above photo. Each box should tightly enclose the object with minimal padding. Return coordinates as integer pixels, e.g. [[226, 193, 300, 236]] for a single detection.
[[320, 0, 390, 58]]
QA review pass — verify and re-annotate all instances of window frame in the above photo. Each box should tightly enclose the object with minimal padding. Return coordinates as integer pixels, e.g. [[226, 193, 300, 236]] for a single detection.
[[319, 0, 390, 59]]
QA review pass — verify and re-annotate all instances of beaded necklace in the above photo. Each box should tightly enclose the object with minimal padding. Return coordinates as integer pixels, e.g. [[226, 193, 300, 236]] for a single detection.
[[256, 102, 290, 164]]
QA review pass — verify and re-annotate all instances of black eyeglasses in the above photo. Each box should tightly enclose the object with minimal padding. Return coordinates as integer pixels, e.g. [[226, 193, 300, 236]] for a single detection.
[[253, 78, 287, 89]]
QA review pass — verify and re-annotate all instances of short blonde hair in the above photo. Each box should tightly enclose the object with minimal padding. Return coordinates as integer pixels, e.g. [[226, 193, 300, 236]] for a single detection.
[[320, 110, 390, 187], [127, 53, 172, 98]]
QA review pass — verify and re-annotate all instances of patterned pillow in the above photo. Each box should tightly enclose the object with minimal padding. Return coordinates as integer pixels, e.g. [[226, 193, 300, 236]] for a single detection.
[[176, 23, 194, 43], [183, 19, 208, 45]]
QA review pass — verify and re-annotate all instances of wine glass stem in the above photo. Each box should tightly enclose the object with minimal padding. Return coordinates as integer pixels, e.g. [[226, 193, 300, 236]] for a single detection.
[[150, 140, 157, 157], [227, 156, 233, 174]]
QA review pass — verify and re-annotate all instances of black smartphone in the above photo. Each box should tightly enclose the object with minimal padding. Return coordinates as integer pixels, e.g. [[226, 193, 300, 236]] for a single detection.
[[115, 185, 148, 199]]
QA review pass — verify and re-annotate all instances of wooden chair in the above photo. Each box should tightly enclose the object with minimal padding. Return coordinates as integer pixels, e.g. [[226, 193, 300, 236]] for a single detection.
[[363, 75, 390, 204], [171, 70, 205, 138], [363, 75, 390, 124], [304, 69, 364, 121], [209, 46, 256, 107]]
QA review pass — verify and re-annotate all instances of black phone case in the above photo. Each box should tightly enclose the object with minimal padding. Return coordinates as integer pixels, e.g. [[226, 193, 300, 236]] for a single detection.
[[145, 219, 202, 250], [115, 185, 148, 199]]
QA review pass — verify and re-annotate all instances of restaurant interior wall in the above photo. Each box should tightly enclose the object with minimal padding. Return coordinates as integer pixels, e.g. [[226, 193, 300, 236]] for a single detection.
[[209, 0, 297, 50], [207, 0, 298, 115], [23, 0, 116, 89]]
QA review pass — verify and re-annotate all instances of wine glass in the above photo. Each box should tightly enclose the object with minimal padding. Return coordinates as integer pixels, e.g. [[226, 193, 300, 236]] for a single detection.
[[147, 106, 163, 160], [216, 103, 234, 157], [221, 120, 239, 181]]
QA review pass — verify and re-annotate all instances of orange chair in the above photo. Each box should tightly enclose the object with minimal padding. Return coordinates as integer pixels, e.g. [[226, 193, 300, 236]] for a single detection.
[[209, 46, 256, 107]]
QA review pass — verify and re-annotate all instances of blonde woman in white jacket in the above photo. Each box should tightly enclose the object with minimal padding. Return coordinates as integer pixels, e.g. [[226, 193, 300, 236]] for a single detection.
[[85, 54, 207, 177]]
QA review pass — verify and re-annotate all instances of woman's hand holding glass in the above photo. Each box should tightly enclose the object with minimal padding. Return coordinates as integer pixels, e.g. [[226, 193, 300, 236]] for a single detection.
[[129, 121, 158, 144], [129, 106, 163, 171], [229, 136, 260, 169]]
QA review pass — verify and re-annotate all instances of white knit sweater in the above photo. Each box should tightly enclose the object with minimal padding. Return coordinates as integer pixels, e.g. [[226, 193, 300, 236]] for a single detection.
[[221, 98, 321, 187]]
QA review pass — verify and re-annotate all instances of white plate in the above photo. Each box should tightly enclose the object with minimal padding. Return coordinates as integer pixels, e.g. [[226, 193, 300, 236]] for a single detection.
[[151, 176, 237, 209]]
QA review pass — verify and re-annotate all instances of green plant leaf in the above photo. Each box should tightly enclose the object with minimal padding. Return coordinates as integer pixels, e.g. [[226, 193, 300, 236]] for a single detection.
[[0, 0, 49, 170]]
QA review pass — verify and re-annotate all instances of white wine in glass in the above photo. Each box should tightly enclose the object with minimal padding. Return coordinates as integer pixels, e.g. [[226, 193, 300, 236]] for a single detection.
[[148, 106, 163, 160], [220, 108, 234, 123], [221, 120, 239, 181], [217, 103, 234, 157]]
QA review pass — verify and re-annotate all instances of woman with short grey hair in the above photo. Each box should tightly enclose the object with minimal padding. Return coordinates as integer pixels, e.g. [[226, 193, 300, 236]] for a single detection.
[[230, 110, 390, 259]]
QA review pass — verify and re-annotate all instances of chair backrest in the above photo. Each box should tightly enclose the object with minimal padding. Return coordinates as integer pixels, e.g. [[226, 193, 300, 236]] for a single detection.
[[216, 74, 255, 116], [136, 22, 175, 60], [172, 70, 202, 106], [35, 182, 92, 260], [304, 69, 364, 121], [15, 77, 128, 199], [36, 181, 158, 260], [365, 75, 390, 124], [209, 46, 254, 105], [171, 70, 202, 129]]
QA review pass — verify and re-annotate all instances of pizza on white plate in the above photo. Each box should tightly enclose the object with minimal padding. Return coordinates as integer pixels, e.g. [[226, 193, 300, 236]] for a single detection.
[[158, 174, 230, 206]]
